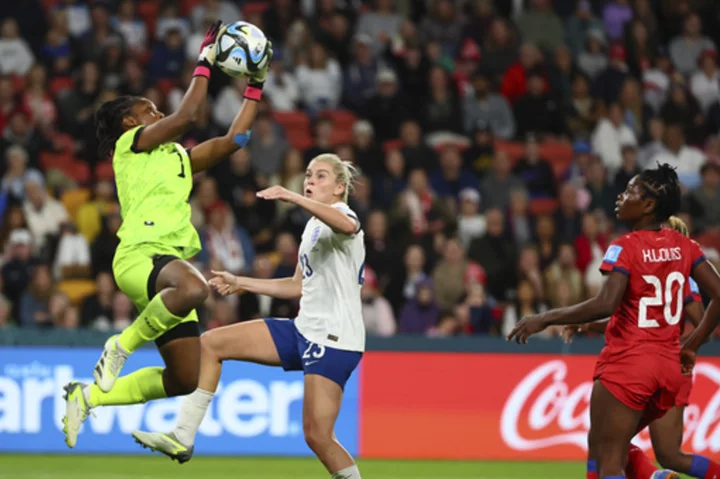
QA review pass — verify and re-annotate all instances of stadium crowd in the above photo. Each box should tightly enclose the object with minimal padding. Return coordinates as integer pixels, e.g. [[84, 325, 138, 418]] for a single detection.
[[1, 0, 720, 338]]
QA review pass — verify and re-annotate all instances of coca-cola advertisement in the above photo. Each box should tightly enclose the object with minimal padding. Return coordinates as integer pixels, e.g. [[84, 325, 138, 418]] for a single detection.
[[358, 352, 720, 460]]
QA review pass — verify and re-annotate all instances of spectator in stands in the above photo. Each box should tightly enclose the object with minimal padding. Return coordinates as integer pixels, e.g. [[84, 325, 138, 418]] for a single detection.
[[457, 188, 486, 249], [0, 206, 27, 256], [0, 75, 15, 134], [264, 53, 300, 112], [507, 188, 533, 245], [517, 0, 564, 51], [78, 3, 123, 64], [619, 78, 653, 141], [420, 66, 463, 135], [501, 42, 544, 106], [463, 122, 495, 177], [592, 43, 630, 107], [585, 158, 616, 220], [564, 73, 598, 141], [74, 181, 115, 245], [463, 71, 515, 140], [273, 232, 298, 279], [0, 294, 12, 328], [156, 1, 191, 40], [249, 113, 289, 177], [429, 145, 480, 201], [119, 58, 151, 98], [513, 134, 557, 199], [373, 149, 407, 210], [315, 11, 353, 67], [669, 13, 716, 77], [577, 29, 608, 81], [262, 0, 300, 46], [150, 27, 186, 81], [58, 61, 101, 139], [661, 75, 705, 146], [691, 49, 720, 114], [633, 0, 659, 43], [687, 163, 720, 234], [0, 18, 34, 76], [398, 278, 440, 334], [367, 69, 411, 143], [514, 67, 564, 139], [213, 78, 249, 129], [643, 48, 672, 113], [534, 214, 558, 270], [591, 102, 637, 175], [545, 242, 584, 306], [19, 263, 53, 327], [361, 266, 396, 337], [482, 18, 519, 84], [547, 45, 576, 103], [347, 120, 378, 176], [1, 228, 33, 317], [555, 182, 584, 242], [364, 210, 395, 286], [651, 123, 706, 189], [23, 176, 69, 256], [517, 244, 545, 301], [399, 120, 437, 172], [238, 255, 298, 321], [614, 144, 641, 192], [565, 0, 604, 57], [110, 291, 133, 331], [1, 109, 52, 168], [200, 201, 255, 276], [574, 211, 607, 275], [602, 0, 633, 42], [269, 149, 306, 218], [432, 237, 473, 310], [468, 208, 516, 300], [113, 0, 148, 57], [1, 145, 43, 204], [56, 0, 91, 39], [342, 34, 382, 115], [190, 0, 241, 33], [206, 297, 235, 330], [48, 291, 78, 329], [387, 40, 430, 108], [303, 116, 334, 164], [22, 64, 57, 129], [481, 150, 525, 211], [419, 0, 463, 54], [355, 0, 402, 54], [384, 243, 427, 315], [80, 271, 114, 329], [502, 278, 549, 337], [625, 20, 656, 79], [392, 168, 454, 240], [296, 42, 342, 114], [53, 221, 91, 280], [564, 141, 593, 186], [638, 117, 666, 168], [90, 211, 122, 274]]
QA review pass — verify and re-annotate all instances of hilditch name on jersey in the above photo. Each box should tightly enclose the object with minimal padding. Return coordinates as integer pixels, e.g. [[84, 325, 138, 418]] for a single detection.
[[642, 247, 683, 263]]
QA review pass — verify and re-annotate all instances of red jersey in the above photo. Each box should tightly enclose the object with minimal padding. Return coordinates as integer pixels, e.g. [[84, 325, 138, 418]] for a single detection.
[[598, 229, 706, 362]]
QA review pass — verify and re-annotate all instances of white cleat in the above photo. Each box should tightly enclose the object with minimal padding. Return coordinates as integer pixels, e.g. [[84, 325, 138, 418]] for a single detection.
[[62, 382, 93, 448], [94, 334, 129, 392], [132, 430, 195, 464]]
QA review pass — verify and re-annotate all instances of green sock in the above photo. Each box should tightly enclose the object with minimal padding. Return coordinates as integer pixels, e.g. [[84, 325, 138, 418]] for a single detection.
[[118, 293, 184, 352], [87, 366, 167, 407]]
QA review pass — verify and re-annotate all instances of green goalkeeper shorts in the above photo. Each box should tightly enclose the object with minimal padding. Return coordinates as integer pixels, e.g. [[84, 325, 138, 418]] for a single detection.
[[112, 242, 199, 324]]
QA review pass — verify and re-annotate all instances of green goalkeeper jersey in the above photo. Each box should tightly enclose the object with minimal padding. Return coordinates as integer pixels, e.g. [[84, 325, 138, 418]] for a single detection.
[[113, 126, 201, 259]]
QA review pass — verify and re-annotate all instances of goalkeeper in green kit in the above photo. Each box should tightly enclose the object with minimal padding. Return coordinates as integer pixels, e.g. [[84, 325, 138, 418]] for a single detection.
[[62, 21, 272, 448]]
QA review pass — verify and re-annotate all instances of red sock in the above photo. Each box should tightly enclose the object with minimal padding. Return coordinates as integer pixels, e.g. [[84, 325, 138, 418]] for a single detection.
[[626, 444, 659, 479], [588, 460, 598, 479]]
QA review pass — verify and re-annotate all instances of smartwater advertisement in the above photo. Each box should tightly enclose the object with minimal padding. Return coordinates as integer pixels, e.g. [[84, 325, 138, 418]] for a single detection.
[[0, 347, 359, 455]]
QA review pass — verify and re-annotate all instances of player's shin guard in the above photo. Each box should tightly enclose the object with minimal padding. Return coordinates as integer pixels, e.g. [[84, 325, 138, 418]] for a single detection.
[[626, 444, 660, 479], [118, 293, 184, 352], [588, 460, 598, 479], [87, 366, 167, 406], [689, 455, 720, 479]]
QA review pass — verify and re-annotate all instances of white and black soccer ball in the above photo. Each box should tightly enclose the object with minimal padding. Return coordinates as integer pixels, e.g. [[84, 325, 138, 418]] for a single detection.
[[215, 21, 270, 78]]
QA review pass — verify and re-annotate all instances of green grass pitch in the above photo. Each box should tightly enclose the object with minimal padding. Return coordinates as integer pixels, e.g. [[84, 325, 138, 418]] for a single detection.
[[0, 455, 585, 478]]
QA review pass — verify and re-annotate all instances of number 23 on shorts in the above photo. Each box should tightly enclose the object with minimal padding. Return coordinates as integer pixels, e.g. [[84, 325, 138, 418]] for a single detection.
[[302, 342, 325, 365]]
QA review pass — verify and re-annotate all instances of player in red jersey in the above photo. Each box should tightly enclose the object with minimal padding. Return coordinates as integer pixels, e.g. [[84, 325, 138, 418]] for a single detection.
[[508, 164, 720, 479], [562, 216, 720, 479]]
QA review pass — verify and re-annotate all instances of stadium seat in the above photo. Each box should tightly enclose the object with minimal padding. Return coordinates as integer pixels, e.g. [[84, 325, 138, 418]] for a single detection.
[[273, 110, 311, 136], [61, 188, 92, 221], [286, 132, 314, 151], [242, 1, 271, 16], [330, 128, 353, 146], [57, 279, 97, 305], [49, 77, 74, 97], [95, 161, 114, 181], [324, 110, 359, 131], [529, 198, 559, 216], [540, 141, 573, 165], [494, 140, 525, 163], [51, 133, 75, 154], [382, 139, 404, 152], [11, 74, 26, 94]]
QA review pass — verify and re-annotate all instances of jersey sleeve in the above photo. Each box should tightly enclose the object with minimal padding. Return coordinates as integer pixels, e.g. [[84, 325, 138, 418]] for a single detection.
[[114, 125, 145, 155], [599, 239, 632, 276], [684, 277, 703, 304], [689, 239, 707, 271], [332, 203, 361, 235]]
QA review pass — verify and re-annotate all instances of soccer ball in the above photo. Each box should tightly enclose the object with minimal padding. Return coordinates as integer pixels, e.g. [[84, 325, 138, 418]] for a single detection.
[[215, 21, 270, 78]]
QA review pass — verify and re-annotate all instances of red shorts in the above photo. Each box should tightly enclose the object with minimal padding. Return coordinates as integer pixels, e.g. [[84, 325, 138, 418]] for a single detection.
[[594, 348, 686, 425]]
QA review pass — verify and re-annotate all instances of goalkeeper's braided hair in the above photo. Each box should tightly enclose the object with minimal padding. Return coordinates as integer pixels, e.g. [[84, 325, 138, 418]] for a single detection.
[[95, 95, 140, 159], [639, 162, 682, 223]]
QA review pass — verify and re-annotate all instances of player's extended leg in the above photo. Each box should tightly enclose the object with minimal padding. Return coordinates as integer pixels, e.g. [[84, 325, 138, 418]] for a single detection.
[[590, 380, 645, 479], [94, 254, 209, 392], [132, 319, 282, 462], [303, 374, 361, 479], [651, 407, 720, 479]]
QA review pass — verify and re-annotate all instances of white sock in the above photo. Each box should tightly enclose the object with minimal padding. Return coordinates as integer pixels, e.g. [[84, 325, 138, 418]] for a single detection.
[[172, 388, 213, 447], [331, 465, 361, 479]]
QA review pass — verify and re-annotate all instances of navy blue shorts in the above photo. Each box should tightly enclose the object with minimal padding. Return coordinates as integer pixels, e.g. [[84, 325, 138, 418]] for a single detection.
[[264, 318, 362, 389]]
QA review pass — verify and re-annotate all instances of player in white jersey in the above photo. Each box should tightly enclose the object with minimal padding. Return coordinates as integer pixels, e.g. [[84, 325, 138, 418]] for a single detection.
[[132, 154, 366, 479]]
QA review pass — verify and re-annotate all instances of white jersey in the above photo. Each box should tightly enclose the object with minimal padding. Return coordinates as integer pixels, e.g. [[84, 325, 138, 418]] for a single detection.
[[295, 203, 366, 352]]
